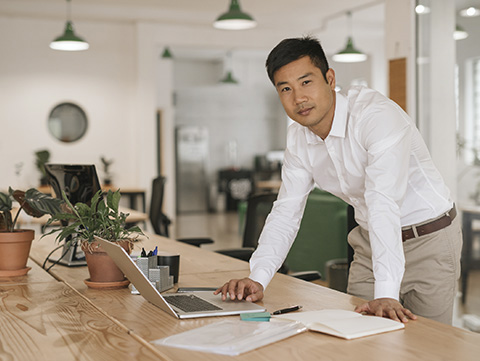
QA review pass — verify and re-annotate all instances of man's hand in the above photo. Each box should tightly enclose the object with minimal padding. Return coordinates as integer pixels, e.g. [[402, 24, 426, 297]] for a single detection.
[[354, 298, 417, 323], [214, 278, 264, 302]]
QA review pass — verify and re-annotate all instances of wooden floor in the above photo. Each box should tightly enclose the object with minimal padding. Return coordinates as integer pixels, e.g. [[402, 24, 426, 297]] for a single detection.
[[175, 211, 480, 330]]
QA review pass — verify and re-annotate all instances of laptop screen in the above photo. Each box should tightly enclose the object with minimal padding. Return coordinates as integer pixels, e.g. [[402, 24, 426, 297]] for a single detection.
[[44, 164, 101, 205]]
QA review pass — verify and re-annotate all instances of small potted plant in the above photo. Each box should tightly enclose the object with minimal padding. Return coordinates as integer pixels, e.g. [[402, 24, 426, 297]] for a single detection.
[[43, 189, 144, 289], [100, 156, 114, 186], [35, 149, 51, 186], [0, 188, 63, 277]]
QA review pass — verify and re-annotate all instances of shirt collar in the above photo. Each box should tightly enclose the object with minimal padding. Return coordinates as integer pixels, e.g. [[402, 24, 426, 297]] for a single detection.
[[304, 91, 348, 144]]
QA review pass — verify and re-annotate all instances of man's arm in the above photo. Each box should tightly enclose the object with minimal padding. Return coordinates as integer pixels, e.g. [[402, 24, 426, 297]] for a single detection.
[[217, 125, 315, 298], [359, 103, 413, 302]]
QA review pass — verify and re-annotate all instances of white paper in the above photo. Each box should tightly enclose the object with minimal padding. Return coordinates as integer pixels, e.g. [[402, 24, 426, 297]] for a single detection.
[[273, 309, 404, 340], [152, 320, 307, 356]]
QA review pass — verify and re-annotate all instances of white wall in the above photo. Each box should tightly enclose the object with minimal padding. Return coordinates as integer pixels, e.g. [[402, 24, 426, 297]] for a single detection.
[[173, 53, 285, 176], [0, 6, 395, 228], [0, 16, 138, 190]]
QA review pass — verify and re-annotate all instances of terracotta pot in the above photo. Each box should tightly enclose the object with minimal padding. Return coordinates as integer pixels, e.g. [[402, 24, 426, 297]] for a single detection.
[[81, 239, 133, 284], [0, 229, 34, 276]]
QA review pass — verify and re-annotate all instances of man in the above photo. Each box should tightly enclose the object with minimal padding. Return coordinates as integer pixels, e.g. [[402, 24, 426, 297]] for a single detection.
[[215, 36, 462, 324]]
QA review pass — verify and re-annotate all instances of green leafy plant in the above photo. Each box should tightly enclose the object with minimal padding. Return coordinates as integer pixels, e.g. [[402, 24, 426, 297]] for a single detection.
[[35, 149, 51, 185], [100, 156, 114, 185], [0, 188, 63, 232], [43, 189, 144, 249]]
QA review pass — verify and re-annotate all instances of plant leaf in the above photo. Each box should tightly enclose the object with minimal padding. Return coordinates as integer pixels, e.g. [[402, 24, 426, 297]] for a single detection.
[[106, 190, 121, 214], [23, 189, 63, 217], [90, 190, 102, 211], [40, 187, 144, 247], [12, 189, 43, 218], [0, 192, 12, 212]]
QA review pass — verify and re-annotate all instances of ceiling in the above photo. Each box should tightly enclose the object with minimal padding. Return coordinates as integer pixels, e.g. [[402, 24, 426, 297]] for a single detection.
[[0, 0, 383, 33], [1, 0, 477, 33], [1, 0, 477, 60]]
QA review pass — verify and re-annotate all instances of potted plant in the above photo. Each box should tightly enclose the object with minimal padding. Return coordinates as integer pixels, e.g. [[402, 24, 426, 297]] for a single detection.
[[43, 189, 144, 289], [0, 188, 63, 277], [35, 149, 51, 186], [100, 156, 114, 186]]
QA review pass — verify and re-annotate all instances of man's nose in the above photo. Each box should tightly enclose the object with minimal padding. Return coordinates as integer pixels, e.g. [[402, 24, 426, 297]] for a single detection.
[[293, 89, 307, 105]]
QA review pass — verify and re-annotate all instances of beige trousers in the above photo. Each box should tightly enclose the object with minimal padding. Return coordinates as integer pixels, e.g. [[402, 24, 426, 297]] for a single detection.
[[347, 217, 462, 325]]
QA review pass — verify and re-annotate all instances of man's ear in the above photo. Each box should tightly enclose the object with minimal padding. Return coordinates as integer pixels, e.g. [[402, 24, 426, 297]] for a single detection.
[[326, 68, 336, 89]]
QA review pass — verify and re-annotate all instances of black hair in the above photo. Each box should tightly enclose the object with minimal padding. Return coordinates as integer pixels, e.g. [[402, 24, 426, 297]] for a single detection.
[[265, 36, 330, 85]]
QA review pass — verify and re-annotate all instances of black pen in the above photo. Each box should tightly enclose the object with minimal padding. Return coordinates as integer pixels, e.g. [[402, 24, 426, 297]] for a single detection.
[[272, 305, 302, 315]]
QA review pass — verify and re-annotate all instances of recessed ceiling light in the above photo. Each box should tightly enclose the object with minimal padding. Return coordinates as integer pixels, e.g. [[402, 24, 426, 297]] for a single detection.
[[415, 5, 431, 14], [460, 7, 480, 17]]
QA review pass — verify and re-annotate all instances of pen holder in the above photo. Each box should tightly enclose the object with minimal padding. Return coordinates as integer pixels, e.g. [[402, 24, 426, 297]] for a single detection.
[[149, 253, 180, 283]]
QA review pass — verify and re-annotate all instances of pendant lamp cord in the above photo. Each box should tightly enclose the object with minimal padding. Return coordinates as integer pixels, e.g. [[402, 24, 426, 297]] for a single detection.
[[347, 11, 353, 37], [66, 0, 72, 22]]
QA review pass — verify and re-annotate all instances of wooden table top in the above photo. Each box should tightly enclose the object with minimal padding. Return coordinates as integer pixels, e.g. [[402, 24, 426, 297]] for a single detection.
[[13, 206, 148, 226], [5, 232, 479, 361], [0, 261, 164, 361]]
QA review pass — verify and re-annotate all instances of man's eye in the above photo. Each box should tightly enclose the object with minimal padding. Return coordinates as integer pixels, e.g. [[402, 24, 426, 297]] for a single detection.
[[281, 87, 291, 92], [303, 80, 311, 85]]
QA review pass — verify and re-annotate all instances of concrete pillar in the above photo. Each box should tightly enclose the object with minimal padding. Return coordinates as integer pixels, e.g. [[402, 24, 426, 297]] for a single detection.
[[385, 0, 457, 199]]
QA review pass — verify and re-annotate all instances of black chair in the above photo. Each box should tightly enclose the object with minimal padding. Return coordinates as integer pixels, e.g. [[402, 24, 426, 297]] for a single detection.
[[149, 176, 213, 247], [216, 192, 321, 281]]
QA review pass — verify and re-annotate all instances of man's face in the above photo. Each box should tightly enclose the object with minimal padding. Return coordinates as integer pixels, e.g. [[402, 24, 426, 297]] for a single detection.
[[273, 56, 336, 138]]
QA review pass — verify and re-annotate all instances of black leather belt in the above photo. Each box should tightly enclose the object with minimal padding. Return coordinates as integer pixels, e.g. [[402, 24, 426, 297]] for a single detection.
[[402, 206, 457, 242]]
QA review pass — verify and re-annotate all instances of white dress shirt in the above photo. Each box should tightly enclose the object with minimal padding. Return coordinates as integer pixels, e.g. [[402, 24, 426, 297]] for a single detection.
[[249, 86, 452, 300]]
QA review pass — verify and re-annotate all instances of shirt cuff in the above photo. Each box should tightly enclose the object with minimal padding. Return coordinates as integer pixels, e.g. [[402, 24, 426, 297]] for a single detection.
[[374, 280, 401, 301], [249, 269, 272, 291]]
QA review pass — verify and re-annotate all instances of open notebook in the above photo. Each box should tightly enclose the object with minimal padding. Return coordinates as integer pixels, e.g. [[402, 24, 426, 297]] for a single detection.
[[273, 309, 405, 340]]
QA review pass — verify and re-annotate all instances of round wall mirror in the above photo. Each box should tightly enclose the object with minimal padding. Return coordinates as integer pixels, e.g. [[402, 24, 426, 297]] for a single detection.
[[48, 102, 88, 143]]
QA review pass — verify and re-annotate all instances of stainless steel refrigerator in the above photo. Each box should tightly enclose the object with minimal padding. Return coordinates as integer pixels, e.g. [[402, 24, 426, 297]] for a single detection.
[[175, 126, 209, 213]]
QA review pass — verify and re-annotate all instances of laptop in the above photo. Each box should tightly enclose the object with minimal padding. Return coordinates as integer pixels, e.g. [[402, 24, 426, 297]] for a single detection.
[[45, 164, 101, 205], [94, 236, 266, 319]]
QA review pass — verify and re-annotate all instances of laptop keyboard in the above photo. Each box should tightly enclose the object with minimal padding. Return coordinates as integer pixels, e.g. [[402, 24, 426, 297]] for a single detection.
[[165, 294, 222, 313]]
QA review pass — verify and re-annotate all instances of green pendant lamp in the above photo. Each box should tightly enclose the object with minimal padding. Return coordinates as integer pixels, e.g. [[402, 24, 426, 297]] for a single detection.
[[214, 0, 257, 30], [162, 46, 173, 59], [332, 12, 366, 63], [220, 51, 239, 84], [50, 0, 89, 51], [221, 71, 239, 84], [454, 25, 468, 40]]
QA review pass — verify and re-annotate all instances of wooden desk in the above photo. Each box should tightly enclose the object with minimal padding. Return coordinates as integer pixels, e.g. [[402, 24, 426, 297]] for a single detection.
[[102, 186, 146, 212], [255, 179, 282, 192], [14, 206, 148, 229], [20, 233, 480, 361], [0, 261, 166, 361], [36, 185, 147, 212], [30, 234, 249, 290]]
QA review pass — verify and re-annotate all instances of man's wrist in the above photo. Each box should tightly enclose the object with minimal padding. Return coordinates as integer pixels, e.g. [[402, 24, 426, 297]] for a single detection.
[[249, 271, 270, 291], [374, 280, 401, 301]]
